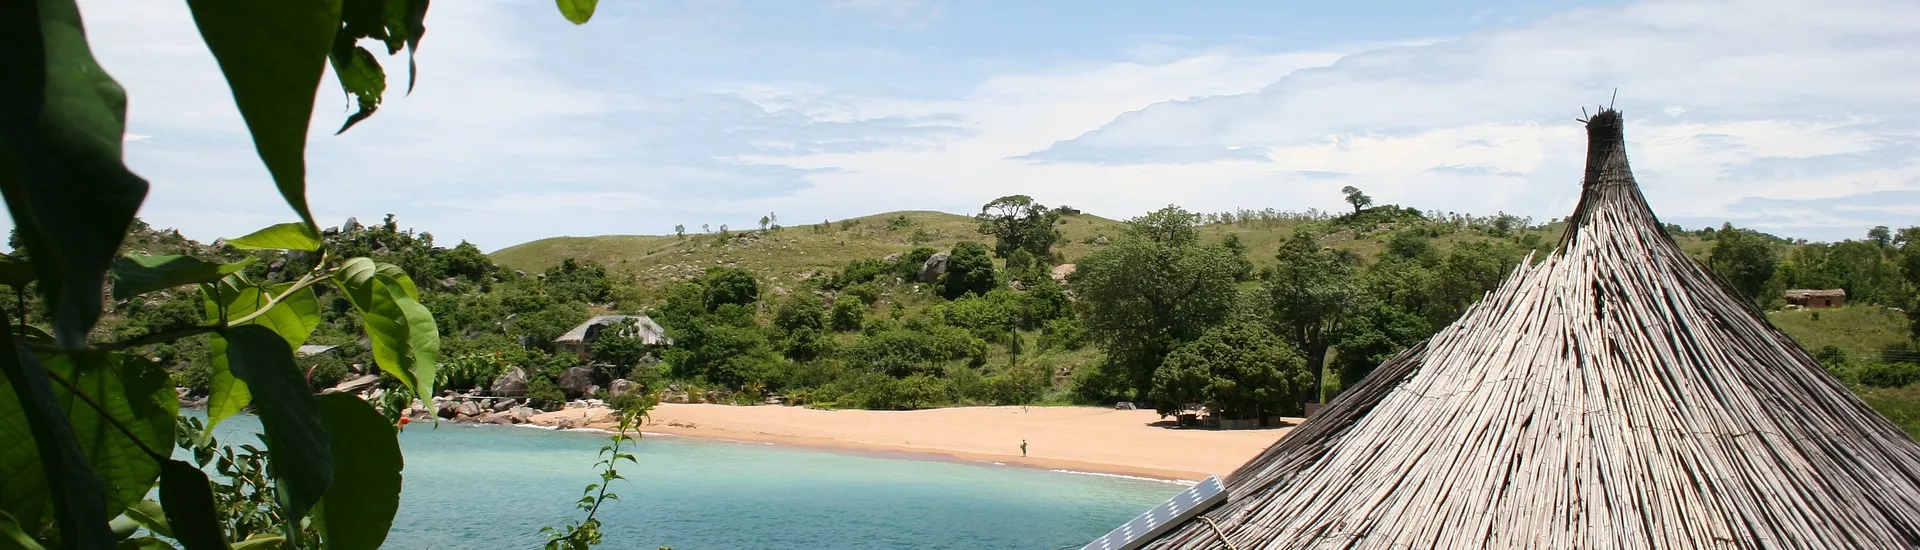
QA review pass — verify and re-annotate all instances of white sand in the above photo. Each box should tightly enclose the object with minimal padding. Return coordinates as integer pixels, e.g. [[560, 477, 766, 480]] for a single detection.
[[532, 404, 1291, 481]]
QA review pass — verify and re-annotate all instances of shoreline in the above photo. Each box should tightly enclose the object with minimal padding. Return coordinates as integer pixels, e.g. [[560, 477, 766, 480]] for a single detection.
[[527, 403, 1289, 482]]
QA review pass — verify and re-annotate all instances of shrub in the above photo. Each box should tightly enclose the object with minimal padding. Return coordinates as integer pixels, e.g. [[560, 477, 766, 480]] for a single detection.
[[943, 290, 1021, 342], [527, 376, 567, 410], [939, 242, 997, 300], [895, 247, 937, 280], [830, 299, 866, 332], [1038, 317, 1088, 351], [1857, 362, 1920, 388], [843, 282, 882, 306]]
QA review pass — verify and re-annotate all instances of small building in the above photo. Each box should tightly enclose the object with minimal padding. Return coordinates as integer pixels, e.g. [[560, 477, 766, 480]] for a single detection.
[[1784, 288, 1847, 309], [554, 315, 670, 358]]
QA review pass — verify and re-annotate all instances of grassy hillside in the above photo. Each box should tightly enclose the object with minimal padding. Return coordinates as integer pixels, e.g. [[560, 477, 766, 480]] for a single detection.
[[1768, 306, 1914, 356], [491, 207, 1719, 304]]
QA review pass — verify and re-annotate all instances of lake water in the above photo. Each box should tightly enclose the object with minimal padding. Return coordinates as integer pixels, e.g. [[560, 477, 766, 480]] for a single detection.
[[190, 413, 1179, 549]]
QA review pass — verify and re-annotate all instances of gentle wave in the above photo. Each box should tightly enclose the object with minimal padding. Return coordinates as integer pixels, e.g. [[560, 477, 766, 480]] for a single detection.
[[1047, 469, 1196, 486]]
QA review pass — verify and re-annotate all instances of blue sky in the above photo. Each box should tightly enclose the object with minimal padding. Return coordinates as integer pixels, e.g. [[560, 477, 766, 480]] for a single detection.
[[67, 0, 1920, 250]]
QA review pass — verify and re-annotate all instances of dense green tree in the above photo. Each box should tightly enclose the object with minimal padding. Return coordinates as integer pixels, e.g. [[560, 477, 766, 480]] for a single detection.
[[975, 195, 1062, 261], [940, 242, 998, 300], [699, 267, 761, 310], [1221, 233, 1255, 281], [1427, 240, 1524, 323], [1150, 322, 1311, 419], [440, 241, 496, 283], [1709, 222, 1781, 306], [589, 330, 652, 373], [1017, 275, 1072, 329], [1262, 228, 1362, 403], [942, 290, 1022, 342], [514, 302, 592, 351], [1125, 205, 1202, 247], [544, 257, 615, 304], [1071, 207, 1240, 400], [847, 325, 985, 377]]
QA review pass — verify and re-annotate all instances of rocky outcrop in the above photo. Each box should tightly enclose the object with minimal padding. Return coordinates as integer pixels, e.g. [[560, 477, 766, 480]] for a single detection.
[[490, 398, 517, 413], [557, 367, 593, 398], [491, 366, 529, 397], [609, 379, 636, 397], [918, 252, 950, 283], [1050, 263, 1078, 283], [456, 401, 482, 418]]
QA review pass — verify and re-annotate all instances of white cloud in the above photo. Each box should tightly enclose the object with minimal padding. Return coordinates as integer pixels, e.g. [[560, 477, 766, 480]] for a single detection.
[[1002, 0, 1920, 239], [26, 0, 1916, 252]]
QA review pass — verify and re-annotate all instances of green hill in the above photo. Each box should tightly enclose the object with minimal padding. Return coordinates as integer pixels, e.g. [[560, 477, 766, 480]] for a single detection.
[[490, 207, 1722, 303], [494, 211, 1124, 298]]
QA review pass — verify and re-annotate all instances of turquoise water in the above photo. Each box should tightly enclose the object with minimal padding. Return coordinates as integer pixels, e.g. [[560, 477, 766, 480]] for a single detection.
[[190, 414, 1178, 549]]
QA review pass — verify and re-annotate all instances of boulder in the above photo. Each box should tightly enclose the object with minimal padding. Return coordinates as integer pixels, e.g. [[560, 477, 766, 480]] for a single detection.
[[555, 417, 576, 430], [918, 252, 950, 283], [490, 399, 517, 413], [883, 252, 903, 263], [557, 367, 594, 398], [1114, 401, 1138, 411], [456, 401, 482, 417], [1050, 263, 1078, 283], [436, 400, 460, 419], [491, 366, 529, 397], [583, 385, 602, 398], [510, 407, 537, 423], [609, 379, 636, 397]]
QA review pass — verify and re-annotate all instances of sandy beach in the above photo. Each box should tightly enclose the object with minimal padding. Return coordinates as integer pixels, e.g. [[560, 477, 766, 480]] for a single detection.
[[530, 404, 1291, 481]]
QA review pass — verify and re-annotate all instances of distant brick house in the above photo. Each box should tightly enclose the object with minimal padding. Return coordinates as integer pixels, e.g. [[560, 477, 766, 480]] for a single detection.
[[1783, 289, 1846, 309]]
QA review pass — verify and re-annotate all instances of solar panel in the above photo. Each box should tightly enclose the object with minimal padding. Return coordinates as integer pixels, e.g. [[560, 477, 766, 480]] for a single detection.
[[1081, 475, 1228, 550]]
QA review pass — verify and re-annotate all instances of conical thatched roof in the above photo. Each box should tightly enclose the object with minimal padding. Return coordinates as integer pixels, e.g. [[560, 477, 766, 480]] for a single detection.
[[1134, 110, 1920, 549]]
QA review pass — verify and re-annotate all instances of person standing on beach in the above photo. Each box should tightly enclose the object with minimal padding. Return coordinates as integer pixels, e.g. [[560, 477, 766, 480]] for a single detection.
[[1021, 439, 1028, 457]]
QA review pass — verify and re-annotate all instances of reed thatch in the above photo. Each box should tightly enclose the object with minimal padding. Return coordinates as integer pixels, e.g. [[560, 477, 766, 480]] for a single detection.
[[1136, 109, 1920, 549]]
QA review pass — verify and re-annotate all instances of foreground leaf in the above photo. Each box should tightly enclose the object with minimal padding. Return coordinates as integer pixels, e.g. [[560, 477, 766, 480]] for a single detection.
[[223, 222, 320, 252], [555, 0, 597, 24], [0, 510, 46, 550], [334, 264, 437, 397], [185, 0, 340, 232], [110, 255, 254, 300], [229, 535, 285, 550], [315, 393, 402, 550], [327, 43, 383, 134], [0, 0, 151, 348], [200, 278, 320, 431], [0, 341, 111, 547], [38, 353, 176, 525], [158, 460, 227, 550], [224, 325, 333, 522], [121, 500, 170, 539]]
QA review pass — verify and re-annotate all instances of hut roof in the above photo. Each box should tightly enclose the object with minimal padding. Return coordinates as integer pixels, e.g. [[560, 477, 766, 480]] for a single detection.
[[1128, 109, 1920, 549], [556, 314, 671, 346], [1784, 288, 1848, 299]]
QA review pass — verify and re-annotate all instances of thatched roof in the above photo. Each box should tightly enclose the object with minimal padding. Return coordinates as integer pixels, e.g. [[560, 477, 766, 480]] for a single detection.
[[1785, 289, 1847, 299], [556, 314, 671, 346], [1131, 110, 1920, 549]]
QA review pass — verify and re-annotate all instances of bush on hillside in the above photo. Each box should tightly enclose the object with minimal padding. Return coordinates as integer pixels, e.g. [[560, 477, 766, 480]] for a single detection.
[[830, 299, 866, 332], [1038, 317, 1088, 351], [1858, 362, 1920, 388]]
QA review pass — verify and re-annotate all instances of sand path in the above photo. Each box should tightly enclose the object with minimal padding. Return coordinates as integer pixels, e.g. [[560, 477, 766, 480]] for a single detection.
[[532, 404, 1290, 481]]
